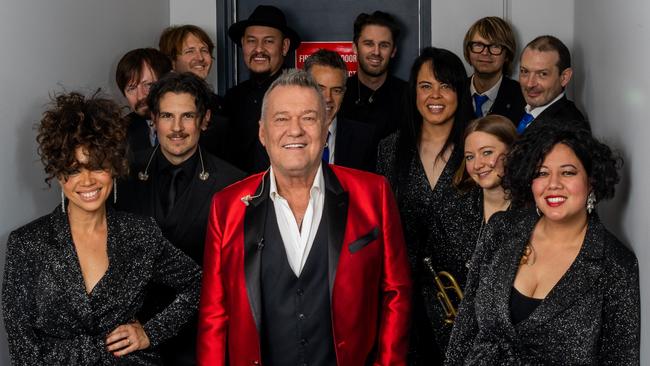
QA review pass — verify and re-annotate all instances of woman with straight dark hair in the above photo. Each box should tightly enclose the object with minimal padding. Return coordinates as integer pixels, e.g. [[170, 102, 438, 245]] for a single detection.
[[377, 47, 477, 364], [446, 122, 639, 365]]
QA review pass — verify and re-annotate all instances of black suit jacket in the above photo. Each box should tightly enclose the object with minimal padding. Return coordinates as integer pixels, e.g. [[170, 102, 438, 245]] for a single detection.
[[527, 95, 590, 133], [115, 147, 244, 366], [126, 112, 154, 156], [116, 147, 245, 265], [333, 116, 376, 172], [468, 76, 526, 125], [445, 209, 640, 365]]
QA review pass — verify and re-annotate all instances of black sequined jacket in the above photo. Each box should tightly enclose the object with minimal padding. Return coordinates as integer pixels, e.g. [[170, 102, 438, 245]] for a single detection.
[[2, 205, 202, 365], [446, 209, 640, 365]]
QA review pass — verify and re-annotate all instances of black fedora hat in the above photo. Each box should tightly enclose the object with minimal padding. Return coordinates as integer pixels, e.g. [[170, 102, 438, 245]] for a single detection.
[[228, 5, 301, 51]]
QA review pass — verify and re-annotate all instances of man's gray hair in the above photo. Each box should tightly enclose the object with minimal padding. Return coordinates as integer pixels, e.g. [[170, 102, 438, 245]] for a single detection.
[[304, 49, 348, 84], [260, 69, 326, 120]]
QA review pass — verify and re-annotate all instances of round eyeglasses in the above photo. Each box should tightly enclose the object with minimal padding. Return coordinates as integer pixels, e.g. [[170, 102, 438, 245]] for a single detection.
[[468, 42, 504, 56]]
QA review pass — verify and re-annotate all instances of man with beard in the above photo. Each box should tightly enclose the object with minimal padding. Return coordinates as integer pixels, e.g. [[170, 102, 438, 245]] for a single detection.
[[463, 17, 525, 125], [340, 11, 407, 162], [115, 48, 172, 155], [224, 5, 301, 173], [116, 72, 245, 366], [159, 24, 230, 160], [517, 35, 589, 134]]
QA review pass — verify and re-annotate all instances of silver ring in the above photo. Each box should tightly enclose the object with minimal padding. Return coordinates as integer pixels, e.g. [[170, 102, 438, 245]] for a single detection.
[[127, 338, 131, 345]]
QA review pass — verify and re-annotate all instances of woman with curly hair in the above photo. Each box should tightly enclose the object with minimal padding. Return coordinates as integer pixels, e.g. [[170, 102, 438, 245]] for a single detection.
[[2, 91, 201, 365], [446, 122, 640, 365], [376, 47, 476, 364]]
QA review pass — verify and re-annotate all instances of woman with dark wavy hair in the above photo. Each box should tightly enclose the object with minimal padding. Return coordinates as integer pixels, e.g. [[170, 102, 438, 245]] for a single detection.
[[376, 47, 477, 364], [446, 122, 639, 365], [2, 91, 201, 365]]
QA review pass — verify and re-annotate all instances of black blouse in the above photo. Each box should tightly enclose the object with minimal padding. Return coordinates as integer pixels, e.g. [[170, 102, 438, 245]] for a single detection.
[[2, 205, 201, 365]]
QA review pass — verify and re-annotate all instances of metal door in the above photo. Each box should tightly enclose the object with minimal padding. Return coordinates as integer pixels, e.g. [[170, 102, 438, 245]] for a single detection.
[[215, 0, 431, 94]]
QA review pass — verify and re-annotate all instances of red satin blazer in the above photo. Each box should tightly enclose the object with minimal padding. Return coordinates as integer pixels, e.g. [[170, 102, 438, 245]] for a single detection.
[[197, 165, 411, 366]]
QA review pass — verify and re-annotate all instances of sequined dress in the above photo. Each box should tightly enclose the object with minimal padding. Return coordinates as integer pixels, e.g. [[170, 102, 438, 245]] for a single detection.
[[2, 205, 202, 365], [377, 132, 481, 364]]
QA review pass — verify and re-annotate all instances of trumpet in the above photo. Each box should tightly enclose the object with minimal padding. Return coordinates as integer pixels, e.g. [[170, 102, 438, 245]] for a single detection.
[[423, 257, 464, 325]]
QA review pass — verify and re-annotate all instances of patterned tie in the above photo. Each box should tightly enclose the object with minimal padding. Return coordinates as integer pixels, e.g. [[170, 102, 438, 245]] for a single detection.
[[473, 94, 489, 118], [322, 131, 331, 163], [516, 113, 535, 135]]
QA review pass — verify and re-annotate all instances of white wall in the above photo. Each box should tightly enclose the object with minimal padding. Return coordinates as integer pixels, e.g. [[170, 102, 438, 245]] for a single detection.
[[431, 0, 575, 95], [574, 1, 649, 363], [0, 1, 169, 363], [169, 0, 218, 86]]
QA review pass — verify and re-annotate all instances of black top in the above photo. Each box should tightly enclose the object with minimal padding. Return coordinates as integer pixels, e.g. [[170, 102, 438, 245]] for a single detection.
[[509, 287, 542, 325], [341, 74, 408, 161], [2, 206, 201, 365], [446, 209, 640, 365], [334, 116, 377, 172], [199, 92, 231, 162], [125, 112, 155, 157], [223, 72, 282, 173]]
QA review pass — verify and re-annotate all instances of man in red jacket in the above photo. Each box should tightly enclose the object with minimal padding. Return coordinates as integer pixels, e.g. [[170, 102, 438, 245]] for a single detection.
[[197, 69, 411, 366]]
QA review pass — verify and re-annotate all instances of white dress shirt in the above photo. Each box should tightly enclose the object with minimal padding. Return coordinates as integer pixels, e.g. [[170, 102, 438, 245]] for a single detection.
[[269, 164, 325, 276], [470, 74, 502, 116], [326, 118, 337, 164], [525, 92, 565, 119]]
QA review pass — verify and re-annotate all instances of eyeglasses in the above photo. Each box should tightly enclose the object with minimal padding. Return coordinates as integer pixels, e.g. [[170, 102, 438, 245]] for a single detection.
[[468, 42, 504, 56], [125, 81, 154, 96]]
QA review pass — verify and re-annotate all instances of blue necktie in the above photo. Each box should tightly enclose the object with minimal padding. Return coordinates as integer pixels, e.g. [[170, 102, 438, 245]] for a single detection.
[[473, 94, 489, 118], [517, 113, 535, 135], [322, 131, 331, 163]]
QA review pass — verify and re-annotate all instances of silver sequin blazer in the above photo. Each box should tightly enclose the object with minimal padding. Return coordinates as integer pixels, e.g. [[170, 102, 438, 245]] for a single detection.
[[2, 205, 202, 365], [445, 209, 640, 365]]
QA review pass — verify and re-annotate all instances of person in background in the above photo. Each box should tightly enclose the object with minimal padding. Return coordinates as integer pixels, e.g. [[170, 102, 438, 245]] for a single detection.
[[197, 69, 411, 366], [115, 72, 245, 366], [340, 11, 408, 162], [304, 49, 376, 171], [159, 24, 230, 161], [115, 48, 172, 155], [2, 91, 201, 365], [376, 47, 476, 364], [463, 17, 525, 125], [446, 122, 639, 364], [517, 35, 588, 134], [419, 115, 517, 357], [224, 5, 301, 173]]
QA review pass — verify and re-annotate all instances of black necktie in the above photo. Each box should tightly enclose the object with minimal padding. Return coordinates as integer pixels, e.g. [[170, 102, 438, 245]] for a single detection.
[[165, 167, 183, 216]]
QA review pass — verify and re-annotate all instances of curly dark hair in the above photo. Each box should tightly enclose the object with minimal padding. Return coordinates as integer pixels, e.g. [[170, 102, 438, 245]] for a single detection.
[[502, 121, 621, 208], [36, 91, 129, 185]]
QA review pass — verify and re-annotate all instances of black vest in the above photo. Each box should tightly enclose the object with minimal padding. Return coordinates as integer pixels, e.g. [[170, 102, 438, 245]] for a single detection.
[[260, 203, 336, 366]]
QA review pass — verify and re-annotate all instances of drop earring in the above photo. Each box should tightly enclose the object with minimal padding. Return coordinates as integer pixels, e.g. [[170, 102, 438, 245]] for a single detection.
[[61, 189, 66, 214], [536, 206, 541, 217], [113, 178, 117, 204], [586, 191, 596, 214]]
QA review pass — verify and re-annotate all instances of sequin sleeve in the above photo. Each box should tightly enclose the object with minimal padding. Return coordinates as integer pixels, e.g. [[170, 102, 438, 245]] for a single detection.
[[141, 219, 202, 348], [598, 238, 640, 364], [444, 211, 502, 365]]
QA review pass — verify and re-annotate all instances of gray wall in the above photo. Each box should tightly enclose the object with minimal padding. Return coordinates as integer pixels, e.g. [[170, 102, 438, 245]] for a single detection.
[[0, 0, 647, 363], [574, 0, 649, 362], [0, 0, 169, 362]]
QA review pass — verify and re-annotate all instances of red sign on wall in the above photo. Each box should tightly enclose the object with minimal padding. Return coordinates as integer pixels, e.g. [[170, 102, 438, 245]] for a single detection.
[[295, 41, 357, 76]]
